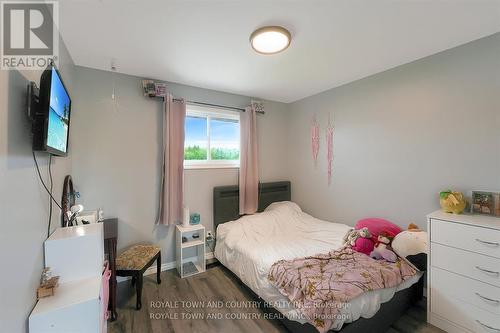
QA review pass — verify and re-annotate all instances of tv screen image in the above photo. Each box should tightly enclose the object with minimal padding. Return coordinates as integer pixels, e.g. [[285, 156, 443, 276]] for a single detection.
[[31, 64, 71, 156], [47, 68, 70, 154]]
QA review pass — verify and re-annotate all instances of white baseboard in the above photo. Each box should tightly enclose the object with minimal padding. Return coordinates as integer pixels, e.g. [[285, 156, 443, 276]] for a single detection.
[[116, 252, 214, 283]]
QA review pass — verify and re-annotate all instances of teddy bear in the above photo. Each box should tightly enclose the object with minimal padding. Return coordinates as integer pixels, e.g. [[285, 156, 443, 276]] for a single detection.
[[370, 230, 397, 262], [391, 223, 428, 270], [343, 227, 371, 247]]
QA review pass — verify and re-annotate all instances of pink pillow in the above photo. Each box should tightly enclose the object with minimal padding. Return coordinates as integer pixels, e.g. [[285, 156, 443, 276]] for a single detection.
[[352, 218, 402, 255], [356, 218, 402, 239]]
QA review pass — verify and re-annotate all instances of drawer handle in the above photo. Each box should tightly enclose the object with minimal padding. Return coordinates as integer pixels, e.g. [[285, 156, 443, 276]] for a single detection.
[[476, 266, 500, 276], [476, 320, 500, 332], [475, 292, 500, 304], [476, 238, 500, 247]]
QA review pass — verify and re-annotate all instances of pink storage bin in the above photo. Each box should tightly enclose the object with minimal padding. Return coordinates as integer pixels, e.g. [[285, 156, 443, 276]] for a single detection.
[[101, 261, 112, 332]]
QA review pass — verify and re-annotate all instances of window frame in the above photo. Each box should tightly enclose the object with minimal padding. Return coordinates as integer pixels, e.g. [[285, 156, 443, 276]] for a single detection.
[[184, 104, 240, 169]]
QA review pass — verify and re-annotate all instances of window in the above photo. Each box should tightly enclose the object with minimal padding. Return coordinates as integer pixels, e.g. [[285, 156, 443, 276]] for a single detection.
[[184, 104, 240, 168]]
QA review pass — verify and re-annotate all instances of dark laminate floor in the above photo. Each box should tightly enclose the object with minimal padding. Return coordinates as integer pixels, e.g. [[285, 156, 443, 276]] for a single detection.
[[109, 264, 444, 333]]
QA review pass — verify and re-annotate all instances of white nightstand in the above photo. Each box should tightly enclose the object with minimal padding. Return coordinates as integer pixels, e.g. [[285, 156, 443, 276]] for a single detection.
[[176, 224, 206, 278]]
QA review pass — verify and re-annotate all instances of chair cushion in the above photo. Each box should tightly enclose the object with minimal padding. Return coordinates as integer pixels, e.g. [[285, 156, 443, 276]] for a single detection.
[[116, 244, 160, 271]]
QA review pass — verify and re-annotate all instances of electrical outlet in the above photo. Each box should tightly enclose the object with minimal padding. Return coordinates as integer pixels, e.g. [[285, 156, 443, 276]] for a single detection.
[[206, 231, 214, 242]]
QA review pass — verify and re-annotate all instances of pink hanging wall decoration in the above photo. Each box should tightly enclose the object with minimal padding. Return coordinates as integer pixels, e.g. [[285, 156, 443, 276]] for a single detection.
[[311, 115, 320, 166], [326, 116, 334, 185]]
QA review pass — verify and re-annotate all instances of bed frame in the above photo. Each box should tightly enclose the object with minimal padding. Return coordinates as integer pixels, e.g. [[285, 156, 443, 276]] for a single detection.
[[212, 181, 424, 333]]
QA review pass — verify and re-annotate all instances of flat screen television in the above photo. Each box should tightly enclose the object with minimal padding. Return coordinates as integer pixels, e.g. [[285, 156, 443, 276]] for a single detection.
[[32, 65, 71, 156]]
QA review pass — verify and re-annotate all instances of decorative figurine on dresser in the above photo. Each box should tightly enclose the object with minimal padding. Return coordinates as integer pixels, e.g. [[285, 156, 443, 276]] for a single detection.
[[427, 210, 500, 333]]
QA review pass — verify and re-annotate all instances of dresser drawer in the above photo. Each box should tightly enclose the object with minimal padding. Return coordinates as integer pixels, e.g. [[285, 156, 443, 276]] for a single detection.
[[431, 243, 500, 288], [431, 267, 500, 315], [431, 219, 500, 259], [432, 291, 500, 333]]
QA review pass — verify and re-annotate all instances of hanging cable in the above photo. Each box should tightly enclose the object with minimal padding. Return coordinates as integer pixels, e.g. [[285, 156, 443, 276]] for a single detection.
[[111, 58, 118, 112], [32, 151, 62, 210], [47, 154, 54, 237]]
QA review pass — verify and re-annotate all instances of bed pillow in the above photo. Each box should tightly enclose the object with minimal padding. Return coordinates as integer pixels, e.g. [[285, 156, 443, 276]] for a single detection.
[[352, 218, 402, 255], [265, 201, 302, 213]]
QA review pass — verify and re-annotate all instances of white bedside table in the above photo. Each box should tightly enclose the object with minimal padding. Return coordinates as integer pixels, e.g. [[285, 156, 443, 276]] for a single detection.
[[176, 224, 206, 278]]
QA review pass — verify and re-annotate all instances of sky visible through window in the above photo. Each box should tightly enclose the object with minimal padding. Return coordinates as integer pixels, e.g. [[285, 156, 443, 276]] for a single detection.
[[185, 116, 207, 147], [185, 115, 239, 161]]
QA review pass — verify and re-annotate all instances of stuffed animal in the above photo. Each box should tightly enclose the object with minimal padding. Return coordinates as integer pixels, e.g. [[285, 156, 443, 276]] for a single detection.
[[352, 237, 374, 255], [392, 223, 428, 270], [370, 230, 397, 262], [343, 229, 355, 246], [407, 223, 420, 231], [439, 190, 466, 214], [343, 227, 371, 247], [358, 227, 371, 239], [353, 218, 402, 255]]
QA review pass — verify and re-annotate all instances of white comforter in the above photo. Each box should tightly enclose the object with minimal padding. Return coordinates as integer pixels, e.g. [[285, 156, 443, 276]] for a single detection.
[[214, 201, 421, 331]]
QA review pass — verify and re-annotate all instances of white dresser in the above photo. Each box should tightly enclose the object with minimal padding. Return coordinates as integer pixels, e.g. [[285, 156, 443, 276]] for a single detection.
[[427, 211, 500, 333], [29, 224, 107, 333]]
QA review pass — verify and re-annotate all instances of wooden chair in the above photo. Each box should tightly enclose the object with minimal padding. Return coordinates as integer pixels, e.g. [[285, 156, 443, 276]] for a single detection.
[[116, 244, 161, 310]]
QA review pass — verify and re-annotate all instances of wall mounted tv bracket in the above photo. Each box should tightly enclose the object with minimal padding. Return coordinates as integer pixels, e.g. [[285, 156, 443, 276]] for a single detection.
[[27, 81, 40, 121]]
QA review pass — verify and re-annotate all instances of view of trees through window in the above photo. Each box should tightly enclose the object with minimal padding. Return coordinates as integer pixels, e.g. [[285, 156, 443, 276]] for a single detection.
[[184, 112, 240, 163]]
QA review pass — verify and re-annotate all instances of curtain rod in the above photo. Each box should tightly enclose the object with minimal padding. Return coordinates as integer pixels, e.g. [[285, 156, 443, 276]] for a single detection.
[[171, 98, 265, 114]]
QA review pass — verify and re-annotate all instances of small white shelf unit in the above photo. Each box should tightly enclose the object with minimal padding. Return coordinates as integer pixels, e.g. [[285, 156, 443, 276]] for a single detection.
[[176, 224, 206, 278]]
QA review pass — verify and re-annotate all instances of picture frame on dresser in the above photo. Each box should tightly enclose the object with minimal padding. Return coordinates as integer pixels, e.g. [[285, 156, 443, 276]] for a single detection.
[[427, 211, 500, 333], [471, 191, 500, 216]]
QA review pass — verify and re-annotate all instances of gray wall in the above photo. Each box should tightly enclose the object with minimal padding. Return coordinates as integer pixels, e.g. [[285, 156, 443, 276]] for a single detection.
[[287, 33, 500, 229], [0, 40, 75, 332], [70, 67, 289, 263]]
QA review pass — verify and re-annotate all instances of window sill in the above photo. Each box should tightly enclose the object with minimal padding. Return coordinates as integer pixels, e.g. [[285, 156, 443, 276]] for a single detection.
[[184, 164, 240, 170]]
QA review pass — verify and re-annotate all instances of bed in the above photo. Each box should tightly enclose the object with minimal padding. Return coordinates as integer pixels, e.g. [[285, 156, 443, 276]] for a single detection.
[[213, 181, 424, 333]]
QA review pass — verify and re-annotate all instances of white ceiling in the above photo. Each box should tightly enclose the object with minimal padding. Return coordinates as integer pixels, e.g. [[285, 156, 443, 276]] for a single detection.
[[59, 0, 500, 103]]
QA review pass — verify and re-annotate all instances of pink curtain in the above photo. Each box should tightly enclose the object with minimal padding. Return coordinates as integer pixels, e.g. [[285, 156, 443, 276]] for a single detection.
[[239, 106, 259, 215], [157, 94, 186, 225]]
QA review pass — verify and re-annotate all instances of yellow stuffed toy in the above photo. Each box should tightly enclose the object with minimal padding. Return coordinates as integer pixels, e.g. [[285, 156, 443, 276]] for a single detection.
[[439, 190, 466, 214]]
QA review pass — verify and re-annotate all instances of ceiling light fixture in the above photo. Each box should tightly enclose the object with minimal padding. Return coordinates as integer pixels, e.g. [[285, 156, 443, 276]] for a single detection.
[[250, 26, 291, 55]]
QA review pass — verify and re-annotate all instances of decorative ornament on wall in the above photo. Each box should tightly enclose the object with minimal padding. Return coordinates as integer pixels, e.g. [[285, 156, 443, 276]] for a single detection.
[[95, 58, 129, 113], [311, 114, 320, 166], [109, 58, 132, 113], [142, 79, 167, 98], [142, 79, 156, 97], [251, 100, 265, 113], [326, 114, 334, 185]]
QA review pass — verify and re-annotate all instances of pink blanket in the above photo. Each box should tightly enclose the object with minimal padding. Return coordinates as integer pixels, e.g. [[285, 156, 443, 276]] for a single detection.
[[268, 247, 416, 332]]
